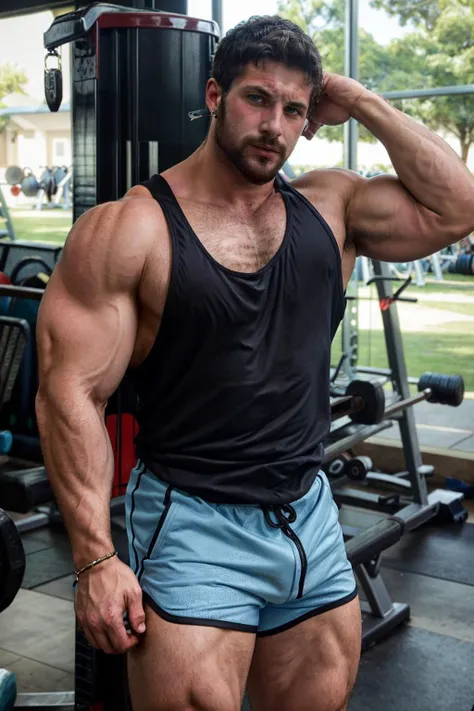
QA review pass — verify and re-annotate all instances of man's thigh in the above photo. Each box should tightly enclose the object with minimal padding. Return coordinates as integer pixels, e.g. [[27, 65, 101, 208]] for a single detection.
[[247, 596, 361, 711], [128, 603, 256, 711]]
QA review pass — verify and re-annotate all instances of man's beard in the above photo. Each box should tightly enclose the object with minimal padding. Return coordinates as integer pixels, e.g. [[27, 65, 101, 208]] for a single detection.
[[214, 102, 287, 185]]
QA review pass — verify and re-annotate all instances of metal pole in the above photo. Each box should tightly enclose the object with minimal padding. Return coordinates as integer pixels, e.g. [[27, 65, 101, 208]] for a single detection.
[[382, 84, 474, 100], [344, 0, 358, 171], [212, 0, 223, 36], [371, 260, 428, 505], [340, 0, 359, 382]]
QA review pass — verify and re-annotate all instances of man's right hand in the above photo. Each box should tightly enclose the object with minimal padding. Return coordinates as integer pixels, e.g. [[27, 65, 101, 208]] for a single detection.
[[75, 556, 146, 655]]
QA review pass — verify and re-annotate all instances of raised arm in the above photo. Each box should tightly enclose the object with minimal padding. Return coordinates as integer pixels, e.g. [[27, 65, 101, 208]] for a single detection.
[[305, 73, 474, 261], [36, 194, 155, 654]]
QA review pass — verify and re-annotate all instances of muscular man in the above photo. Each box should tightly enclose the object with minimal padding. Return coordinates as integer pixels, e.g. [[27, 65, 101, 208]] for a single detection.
[[36, 15, 474, 711]]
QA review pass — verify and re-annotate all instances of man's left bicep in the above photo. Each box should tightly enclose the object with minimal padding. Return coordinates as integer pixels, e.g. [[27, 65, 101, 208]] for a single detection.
[[347, 174, 466, 262]]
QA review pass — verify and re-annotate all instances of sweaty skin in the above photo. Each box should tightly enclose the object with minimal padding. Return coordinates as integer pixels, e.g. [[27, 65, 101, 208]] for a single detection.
[[36, 58, 474, 709]]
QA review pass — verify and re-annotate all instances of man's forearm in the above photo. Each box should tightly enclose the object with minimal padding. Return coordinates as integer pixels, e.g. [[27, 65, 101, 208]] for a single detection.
[[36, 384, 115, 569], [352, 90, 474, 223]]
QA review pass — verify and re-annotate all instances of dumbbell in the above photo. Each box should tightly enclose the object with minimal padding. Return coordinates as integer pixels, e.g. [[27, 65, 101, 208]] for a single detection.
[[332, 372, 464, 426], [452, 253, 473, 275], [344, 455, 373, 481], [327, 455, 373, 482]]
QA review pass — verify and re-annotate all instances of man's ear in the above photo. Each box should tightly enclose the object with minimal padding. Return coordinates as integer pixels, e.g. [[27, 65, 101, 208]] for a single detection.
[[206, 77, 223, 114]]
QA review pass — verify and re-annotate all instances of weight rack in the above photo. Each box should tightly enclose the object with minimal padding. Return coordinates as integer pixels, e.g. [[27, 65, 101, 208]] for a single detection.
[[330, 259, 466, 522]]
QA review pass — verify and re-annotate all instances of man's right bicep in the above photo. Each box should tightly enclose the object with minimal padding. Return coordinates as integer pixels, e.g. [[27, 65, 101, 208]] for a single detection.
[[37, 268, 137, 405], [36, 202, 144, 404]]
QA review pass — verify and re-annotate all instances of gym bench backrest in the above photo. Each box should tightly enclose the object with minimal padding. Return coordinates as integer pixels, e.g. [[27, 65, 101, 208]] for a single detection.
[[0, 316, 30, 414]]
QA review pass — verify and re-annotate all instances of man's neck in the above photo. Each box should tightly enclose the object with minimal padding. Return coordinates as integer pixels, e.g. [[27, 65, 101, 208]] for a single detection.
[[169, 137, 276, 210]]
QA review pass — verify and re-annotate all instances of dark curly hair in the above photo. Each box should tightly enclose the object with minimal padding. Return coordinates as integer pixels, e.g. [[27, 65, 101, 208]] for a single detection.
[[212, 15, 323, 115]]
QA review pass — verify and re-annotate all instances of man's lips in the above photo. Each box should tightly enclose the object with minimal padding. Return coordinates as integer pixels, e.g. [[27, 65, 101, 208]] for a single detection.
[[251, 144, 280, 155]]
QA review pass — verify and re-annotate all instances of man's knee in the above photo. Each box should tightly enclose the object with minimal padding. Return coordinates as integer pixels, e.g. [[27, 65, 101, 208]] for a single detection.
[[268, 662, 355, 711], [131, 676, 241, 711]]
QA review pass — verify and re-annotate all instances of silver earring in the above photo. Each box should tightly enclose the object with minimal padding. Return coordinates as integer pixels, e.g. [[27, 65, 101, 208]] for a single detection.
[[211, 108, 218, 119]]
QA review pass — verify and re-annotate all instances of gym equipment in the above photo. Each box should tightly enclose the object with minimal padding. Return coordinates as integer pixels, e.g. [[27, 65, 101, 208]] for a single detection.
[[0, 508, 25, 613], [34, 167, 72, 212], [44, 49, 63, 113], [0, 186, 16, 241], [331, 372, 464, 426], [344, 455, 373, 481], [39, 169, 57, 202], [0, 668, 16, 710], [0, 284, 44, 302], [335, 380, 386, 424], [0, 467, 53, 514], [0, 315, 29, 407], [0, 241, 60, 278], [5, 166, 24, 187], [20, 169, 41, 199], [0, 305, 50, 534], [44, 3, 220, 221], [0, 248, 58, 443], [333, 260, 468, 524], [417, 372, 464, 405], [452, 253, 473, 275], [9, 256, 53, 287], [325, 454, 373, 482]]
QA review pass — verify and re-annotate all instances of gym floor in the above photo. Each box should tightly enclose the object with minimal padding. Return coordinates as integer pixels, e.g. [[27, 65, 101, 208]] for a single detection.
[[1, 500, 473, 710]]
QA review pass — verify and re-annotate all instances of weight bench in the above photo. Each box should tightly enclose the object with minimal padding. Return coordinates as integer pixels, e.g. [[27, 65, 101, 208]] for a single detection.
[[0, 316, 54, 533]]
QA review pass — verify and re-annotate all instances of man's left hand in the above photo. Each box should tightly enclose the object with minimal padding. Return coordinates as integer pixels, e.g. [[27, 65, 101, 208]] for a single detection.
[[303, 72, 368, 140]]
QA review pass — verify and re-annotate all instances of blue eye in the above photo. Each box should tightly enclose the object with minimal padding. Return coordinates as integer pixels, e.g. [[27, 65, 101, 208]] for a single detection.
[[286, 106, 301, 117], [248, 94, 263, 103]]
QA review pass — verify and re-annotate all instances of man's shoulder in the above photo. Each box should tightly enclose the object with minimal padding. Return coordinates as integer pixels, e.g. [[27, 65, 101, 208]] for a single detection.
[[286, 168, 367, 229], [60, 190, 168, 288], [290, 167, 365, 201]]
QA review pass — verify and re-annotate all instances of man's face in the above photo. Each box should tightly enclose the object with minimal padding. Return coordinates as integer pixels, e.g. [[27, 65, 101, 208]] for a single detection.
[[213, 61, 311, 185]]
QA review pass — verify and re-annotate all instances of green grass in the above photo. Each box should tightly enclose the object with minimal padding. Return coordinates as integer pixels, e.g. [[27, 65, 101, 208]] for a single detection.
[[407, 280, 474, 295], [333, 328, 474, 390], [6, 209, 72, 244], [334, 276, 474, 391], [417, 300, 474, 317]]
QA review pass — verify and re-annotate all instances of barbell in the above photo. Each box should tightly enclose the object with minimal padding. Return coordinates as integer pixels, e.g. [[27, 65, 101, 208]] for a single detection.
[[331, 371, 464, 426]]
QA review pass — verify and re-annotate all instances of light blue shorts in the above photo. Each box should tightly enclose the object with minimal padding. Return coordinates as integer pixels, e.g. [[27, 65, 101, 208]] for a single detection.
[[125, 463, 357, 636]]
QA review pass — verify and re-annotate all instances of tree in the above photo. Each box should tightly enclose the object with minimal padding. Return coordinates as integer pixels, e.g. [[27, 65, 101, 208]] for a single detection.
[[277, 0, 474, 163], [276, 0, 422, 143], [0, 64, 27, 99], [372, 0, 474, 163], [370, 0, 441, 30], [0, 63, 28, 132]]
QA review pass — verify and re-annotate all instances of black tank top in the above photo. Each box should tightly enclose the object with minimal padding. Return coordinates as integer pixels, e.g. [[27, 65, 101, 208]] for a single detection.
[[131, 173, 345, 505]]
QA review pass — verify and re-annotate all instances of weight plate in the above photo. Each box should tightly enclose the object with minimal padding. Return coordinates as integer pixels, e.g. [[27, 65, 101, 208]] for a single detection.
[[0, 508, 26, 613], [418, 372, 464, 407], [345, 380, 385, 425], [5, 166, 24, 186]]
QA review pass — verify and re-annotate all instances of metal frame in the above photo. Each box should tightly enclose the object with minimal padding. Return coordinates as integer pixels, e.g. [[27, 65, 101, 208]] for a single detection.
[[212, 0, 223, 35], [358, 566, 410, 651], [382, 84, 474, 100], [370, 261, 428, 504], [0, 186, 16, 241], [0, 0, 189, 18]]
